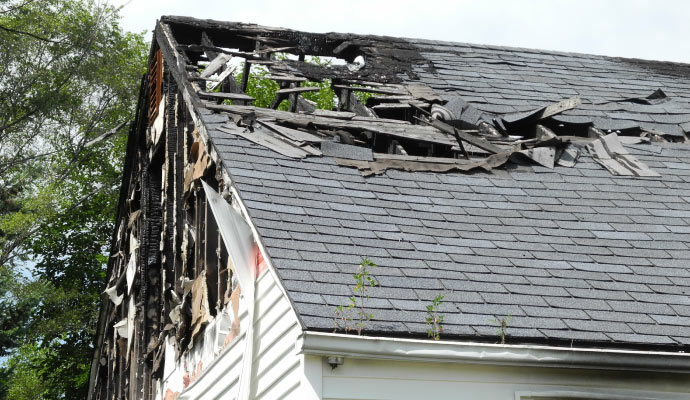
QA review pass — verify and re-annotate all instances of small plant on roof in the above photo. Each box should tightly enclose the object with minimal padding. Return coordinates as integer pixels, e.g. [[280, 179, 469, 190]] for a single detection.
[[489, 314, 512, 345], [426, 294, 445, 341], [334, 257, 378, 335]]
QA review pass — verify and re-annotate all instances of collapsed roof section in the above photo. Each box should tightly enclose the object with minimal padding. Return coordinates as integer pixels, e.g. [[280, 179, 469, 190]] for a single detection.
[[160, 16, 689, 177]]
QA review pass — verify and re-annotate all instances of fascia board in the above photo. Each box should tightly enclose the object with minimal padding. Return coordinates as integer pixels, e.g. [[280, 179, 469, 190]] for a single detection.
[[297, 331, 690, 374]]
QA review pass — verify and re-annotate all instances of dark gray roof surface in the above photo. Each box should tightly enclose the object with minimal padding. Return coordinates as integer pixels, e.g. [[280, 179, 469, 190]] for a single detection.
[[198, 38, 690, 350], [204, 119, 690, 349], [408, 38, 690, 137]]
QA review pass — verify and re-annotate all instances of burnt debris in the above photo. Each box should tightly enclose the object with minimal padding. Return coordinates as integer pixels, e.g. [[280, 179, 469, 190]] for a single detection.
[[157, 16, 683, 177]]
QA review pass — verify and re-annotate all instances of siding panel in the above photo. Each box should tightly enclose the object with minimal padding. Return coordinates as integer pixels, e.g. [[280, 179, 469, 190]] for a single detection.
[[177, 270, 303, 399], [320, 358, 690, 400]]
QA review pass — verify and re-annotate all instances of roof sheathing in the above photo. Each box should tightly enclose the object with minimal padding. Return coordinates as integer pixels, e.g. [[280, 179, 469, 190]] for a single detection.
[[161, 17, 690, 351]]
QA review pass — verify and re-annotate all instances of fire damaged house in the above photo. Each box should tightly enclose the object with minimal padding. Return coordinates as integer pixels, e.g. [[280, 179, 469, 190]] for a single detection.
[[89, 16, 690, 400]]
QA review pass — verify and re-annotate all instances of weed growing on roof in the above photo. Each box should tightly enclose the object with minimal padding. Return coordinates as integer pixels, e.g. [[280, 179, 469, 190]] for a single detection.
[[425, 294, 445, 341], [334, 257, 378, 335], [490, 314, 512, 344]]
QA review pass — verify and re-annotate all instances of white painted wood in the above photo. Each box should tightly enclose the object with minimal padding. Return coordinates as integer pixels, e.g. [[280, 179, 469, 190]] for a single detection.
[[250, 271, 303, 399], [255, 366, 301, 400], [317, 357, 690, 400], [299, 355, 323, 400]]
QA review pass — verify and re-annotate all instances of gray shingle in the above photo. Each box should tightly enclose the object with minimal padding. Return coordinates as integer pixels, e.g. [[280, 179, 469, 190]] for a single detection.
[[265, 238, 328, 252], [538, 329, 609, 342], [607, 333, 678, 345], [592, 230, 652, 240], [629, 292, 690, 305], [629, 323, 690, 338], [564, 319, 632, 333], [416, 289, 484, 304], [205, 35, 690, 350], [458, 303, 526, 316], [244, 200, 306, 215], [277, 259, 340, 273], [521, 305, 588, 319], [566, 288, 633, 301], [480, 292, 548, 307], [544, 296, 611, 311], [506, 284, 569, 297], [586, 310, 655, 324], [608, 300, 675, 315]]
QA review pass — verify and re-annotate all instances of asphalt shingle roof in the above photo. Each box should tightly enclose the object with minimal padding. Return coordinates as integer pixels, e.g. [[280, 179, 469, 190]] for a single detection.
[[196, 35, 690, 350], [204, 120, 690, 349], [409, 38, 690, 137]]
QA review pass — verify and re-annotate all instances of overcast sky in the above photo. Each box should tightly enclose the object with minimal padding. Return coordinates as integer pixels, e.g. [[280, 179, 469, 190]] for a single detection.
[[113, 0, 690, 63]]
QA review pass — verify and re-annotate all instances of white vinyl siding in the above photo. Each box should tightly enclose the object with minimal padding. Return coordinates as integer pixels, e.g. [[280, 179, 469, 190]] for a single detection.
[[178, 268, 302, 399]]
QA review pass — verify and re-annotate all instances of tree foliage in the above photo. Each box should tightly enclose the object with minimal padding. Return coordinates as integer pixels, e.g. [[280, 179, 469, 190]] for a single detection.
[[236, 55, 337, 111], [0, 0, 147, 398], [237, 66, 287, 109]]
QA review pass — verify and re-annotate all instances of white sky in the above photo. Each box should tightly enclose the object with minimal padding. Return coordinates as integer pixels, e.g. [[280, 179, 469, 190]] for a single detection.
[[114, 0, 690, 63]]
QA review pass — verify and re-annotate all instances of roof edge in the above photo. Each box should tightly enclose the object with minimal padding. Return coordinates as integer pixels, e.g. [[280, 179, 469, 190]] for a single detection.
[[160, 15, 690, 68], [297, 331, 690, 374]]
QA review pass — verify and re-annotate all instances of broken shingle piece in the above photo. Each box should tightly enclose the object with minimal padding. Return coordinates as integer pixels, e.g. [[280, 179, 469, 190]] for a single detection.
[[587, 133, 660, 177], [502, 97, 582, 130]]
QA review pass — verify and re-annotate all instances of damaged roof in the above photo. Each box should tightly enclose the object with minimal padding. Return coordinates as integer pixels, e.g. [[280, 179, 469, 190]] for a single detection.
[[213, 131, 690, 348], [160, 16, 690, 350], [413, 38, 690, 138]]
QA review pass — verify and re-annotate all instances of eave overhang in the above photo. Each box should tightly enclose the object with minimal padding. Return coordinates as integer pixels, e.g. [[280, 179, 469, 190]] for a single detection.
[[297, 331, 690, 374]]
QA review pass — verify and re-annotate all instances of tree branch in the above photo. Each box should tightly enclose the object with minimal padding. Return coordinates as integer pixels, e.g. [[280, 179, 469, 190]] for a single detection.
[[84, 121, 128, 148], [0, 24, 60, 44], [0, 0, 38, 15]]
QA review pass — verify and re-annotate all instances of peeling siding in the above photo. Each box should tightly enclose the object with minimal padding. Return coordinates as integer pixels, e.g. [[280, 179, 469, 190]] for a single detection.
[[175, 267, 303, 399]]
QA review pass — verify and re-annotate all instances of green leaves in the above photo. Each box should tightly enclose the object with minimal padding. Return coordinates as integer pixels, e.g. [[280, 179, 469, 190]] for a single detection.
[[490, 314, 512, 344], [425, 294, 444, 341], [334, 257, 378, 335], [238, 55, 337, 111], [237, 65, 284, 109], [300, 79, 336, 110]]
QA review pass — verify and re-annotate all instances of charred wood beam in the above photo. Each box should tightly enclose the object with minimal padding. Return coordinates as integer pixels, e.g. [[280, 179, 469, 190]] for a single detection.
[[425, 118, 504, 155], [265, 74, 307, 83], [197, 34, 242, 95], [336, 86, 350, 111], [161, 16, 346, 53], [208, 103, 459, 147], [269, 92, 287, 110], [238, 39, 264, 94], [333, 84, 405, 96], [240, 60, 251, 92], [174, 99, 187, 296], [198, 91, 255, 103], [346, 91, 375, 118], [163, 80, 178, 334], [276, 86, 320, 95], [162, 16, 431, 83], [279, 59, 403, 84], [155, 22, 205, 112], [200, 32, 218, 60]]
